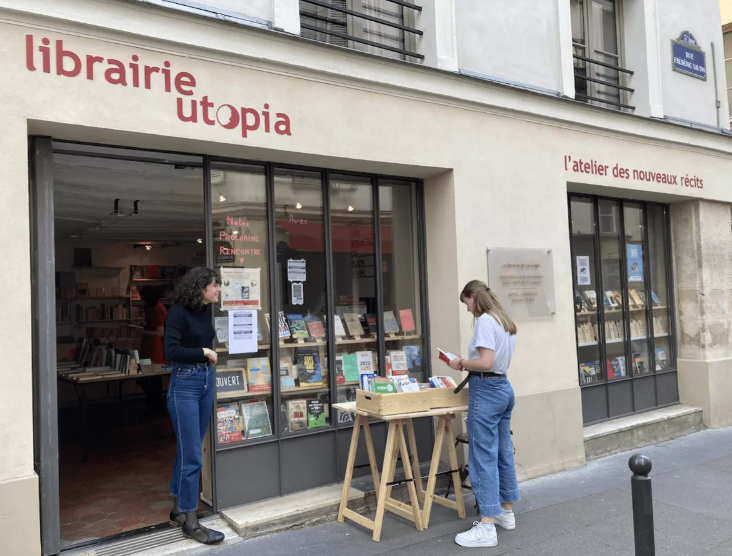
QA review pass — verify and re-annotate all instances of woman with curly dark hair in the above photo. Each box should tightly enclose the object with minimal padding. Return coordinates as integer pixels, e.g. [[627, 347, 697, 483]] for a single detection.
[[164, 267, 224, 545]]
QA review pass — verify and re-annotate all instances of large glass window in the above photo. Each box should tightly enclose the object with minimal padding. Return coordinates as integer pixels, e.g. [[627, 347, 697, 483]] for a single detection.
[[570, 195, 677, 423]]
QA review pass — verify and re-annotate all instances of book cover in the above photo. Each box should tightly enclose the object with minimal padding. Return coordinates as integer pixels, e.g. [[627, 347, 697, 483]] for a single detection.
[[384, 355, 392, 377], [371, 377, 397, 394], [395, 377, 420, 392], [365, 313, 379, 335], [603, 291, 618, 309], [356, 351, 374, 374], [627, 244, 644, 283], [307, 399, 327, 428], [582, 290, 598, 310], [145, 265, 162, 279], [130, 266, 143, 281], [217, 404, 244, 444], [606, 359, 615, 379], [332, 315, 347, 337], [306, 318, 326, 338], [298, 353, 323, 385], [247, 357, 272, 393], [287, 314, 309, 339], [651, 290, 661, 306], [360, 373, 377, 391], [277, 312, 291, 339], [342, 353, 360, 382], [655, 348, 668, 370], [629, 289, 644, 308], [335, 356, 345, 384], [399, 309, 416, 332], [279, 356, 293, 377], [575, 292, 588, 313], [242, 400, 273, 439], [616, 357, 627, 377], [429, 376, 446, 388], [383, 311, 400, 334], [343, 313, 364, 337], [287, 399, 307, 431], [76, 282, 89, 299], [612, 291, 624, 307], [389, 350, 409, 376], [637, 290, 647, 307], [336, 389, 356, 424], [403, 345, 421, 370]]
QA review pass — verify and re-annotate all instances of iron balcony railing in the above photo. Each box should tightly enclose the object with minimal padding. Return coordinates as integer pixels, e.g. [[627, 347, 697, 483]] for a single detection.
[[573, 52, 635, 111], [300, 0, 424, 61]]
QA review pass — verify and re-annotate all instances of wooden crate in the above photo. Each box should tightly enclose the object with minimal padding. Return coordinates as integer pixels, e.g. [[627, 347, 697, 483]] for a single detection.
[[427, 387, 469, 409], [356, 389, 430, 416]]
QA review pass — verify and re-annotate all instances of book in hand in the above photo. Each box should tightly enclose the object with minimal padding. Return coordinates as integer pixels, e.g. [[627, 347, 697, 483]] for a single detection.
[[217, 404, 244, 444], [343, 313, 365, 337], [399, 309, 416, 333], [242, 400, 273, 439], [438, 348, 458, 365], [383, 311, 400, 334], [287, 314, 309, 339], [287, 399, 307, 431]]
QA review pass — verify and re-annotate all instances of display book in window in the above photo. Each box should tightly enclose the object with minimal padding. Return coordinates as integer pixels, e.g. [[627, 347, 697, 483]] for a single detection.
[[304, 314, 326, 340], [342, 313, 365, 338], [247, 357, 272, 393], [655, 348, 668, 371], [216, 403, 244, 444], [606, 357, 627, 379], [265, 311, 291, 339], [579, 360, 600, 384], [286, 314, 309, 340]]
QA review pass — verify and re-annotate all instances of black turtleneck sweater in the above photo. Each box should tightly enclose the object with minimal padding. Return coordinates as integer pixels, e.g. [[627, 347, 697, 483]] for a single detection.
[[164, 304, 215, 364]]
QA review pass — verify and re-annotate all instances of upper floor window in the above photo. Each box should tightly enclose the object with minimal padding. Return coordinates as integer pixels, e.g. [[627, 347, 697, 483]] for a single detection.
[[571, 0, 634, 111], [299, 0, 423, 62]]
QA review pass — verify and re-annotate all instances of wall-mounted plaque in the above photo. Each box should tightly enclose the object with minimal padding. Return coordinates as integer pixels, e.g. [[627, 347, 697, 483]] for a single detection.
[[672, 31, 706, 80], [487, 248, 556, 319]]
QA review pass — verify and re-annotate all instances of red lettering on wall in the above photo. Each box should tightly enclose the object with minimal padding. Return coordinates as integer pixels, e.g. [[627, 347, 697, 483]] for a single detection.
[[564, 155, 701, 189]]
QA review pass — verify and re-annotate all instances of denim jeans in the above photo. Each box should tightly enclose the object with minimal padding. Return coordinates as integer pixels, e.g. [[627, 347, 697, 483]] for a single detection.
[[167, 362, 215, 513], [467, 375, 520, 518]]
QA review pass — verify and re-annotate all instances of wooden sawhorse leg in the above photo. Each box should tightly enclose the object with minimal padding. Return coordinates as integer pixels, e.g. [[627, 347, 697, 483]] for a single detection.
[[421, 414, 467, 529]]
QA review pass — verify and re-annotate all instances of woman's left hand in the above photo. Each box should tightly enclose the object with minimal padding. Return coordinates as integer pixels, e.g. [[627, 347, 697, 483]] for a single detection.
[[448, 357, 463, 371]]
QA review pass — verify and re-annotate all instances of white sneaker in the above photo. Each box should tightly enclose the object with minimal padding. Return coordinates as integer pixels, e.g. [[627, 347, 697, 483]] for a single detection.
[[494, 511, 516, 530], [455, 521, 498, 548]]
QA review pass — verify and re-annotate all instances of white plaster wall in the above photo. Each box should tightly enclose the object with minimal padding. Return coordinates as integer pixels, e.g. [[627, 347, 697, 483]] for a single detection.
[[196, 0, 272, 21], [657, 0, 730, 128], [453, 0, 563, 93]]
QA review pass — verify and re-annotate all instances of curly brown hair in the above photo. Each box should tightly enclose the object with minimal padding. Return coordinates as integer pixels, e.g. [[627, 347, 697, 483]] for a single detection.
[[173, 267, 221, 312]]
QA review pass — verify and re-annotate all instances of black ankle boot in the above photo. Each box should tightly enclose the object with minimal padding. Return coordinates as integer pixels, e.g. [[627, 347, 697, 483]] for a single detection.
[[169, 497, 185, 526], [182, 513, 225, 545]]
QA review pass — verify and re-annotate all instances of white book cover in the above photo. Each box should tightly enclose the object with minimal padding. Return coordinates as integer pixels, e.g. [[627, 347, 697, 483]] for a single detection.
[[388, 350, 409, 375], [356, 351, 374, 374]]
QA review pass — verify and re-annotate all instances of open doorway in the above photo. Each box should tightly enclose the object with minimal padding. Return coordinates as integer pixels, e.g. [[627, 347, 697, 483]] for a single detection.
[[51, 143, 209, 548]]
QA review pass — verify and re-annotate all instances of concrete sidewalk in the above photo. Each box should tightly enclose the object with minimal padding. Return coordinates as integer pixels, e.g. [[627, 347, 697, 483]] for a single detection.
[[200, 425, 732, 556]]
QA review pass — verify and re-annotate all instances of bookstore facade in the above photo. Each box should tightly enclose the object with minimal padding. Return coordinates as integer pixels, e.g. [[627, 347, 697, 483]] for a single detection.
[[6, 14, 732, 556]]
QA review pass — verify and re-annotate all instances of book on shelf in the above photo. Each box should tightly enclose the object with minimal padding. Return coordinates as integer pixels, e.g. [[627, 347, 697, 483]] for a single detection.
[[579, 362, 598, 383], [336, 388, 357, 423], [356, 351, 374, 375], [279, 356, 293, 377], [582, 290, 598, 310], [383, 311, 400, 334], [297, 353, 323, 385], [655, 348, 668, 370], [603, 291, 618, 309], [342, 353, 359, 382], [384, 355, 392, 377], [335, 355, 345, 384], [130, 266, 143, 281], [76, 282, 89, 299], [305, 317, 326, 339], [365, 313, 379, 335], [217, 404, 244, 444], [287, 314, 309, 339], [247, 357, 272, 393], [265, 312, 291, 339], [632, 354, 646, 374], [612, 291, 624, 307], [403, 345, 421, 370], [575, 292, 589, 313], [629, 289, 644, 308], [287, 399, 308, 432], [388, 350, 409, 376], [241, 400, 273, 439], [343, 313, 365, 337], [399, 309, 416, 333], [332, 315, 347, 337], [307, 399, 327, 428], [651, 290, 661, 307]]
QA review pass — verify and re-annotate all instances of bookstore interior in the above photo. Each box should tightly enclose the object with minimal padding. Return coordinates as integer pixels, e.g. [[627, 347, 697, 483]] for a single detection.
[[50, 142, 433, 546], [569, 195, 678, 424]]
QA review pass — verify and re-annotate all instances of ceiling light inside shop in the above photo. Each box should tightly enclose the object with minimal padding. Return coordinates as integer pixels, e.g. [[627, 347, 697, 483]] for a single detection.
[[347, 205, 354, 212], [197, 238, 203, 244], [145, 245, 152, 250], [295, 202, 303, 209], [219, 193, 226, 202]]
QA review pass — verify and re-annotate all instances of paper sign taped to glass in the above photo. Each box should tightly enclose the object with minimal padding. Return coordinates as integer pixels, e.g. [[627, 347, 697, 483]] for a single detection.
[[220, 267, 261, 310], [487, 248, 556, 319]]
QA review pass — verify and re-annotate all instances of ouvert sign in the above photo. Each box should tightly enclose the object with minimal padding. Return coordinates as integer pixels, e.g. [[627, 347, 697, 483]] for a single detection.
[[487, 248, 556, 319]]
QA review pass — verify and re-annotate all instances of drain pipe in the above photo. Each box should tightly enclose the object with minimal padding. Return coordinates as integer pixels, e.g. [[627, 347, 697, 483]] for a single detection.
[[711, 41, 721, 128]]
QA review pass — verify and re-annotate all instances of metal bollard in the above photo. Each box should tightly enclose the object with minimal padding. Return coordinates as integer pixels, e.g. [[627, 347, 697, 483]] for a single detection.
[[629, 454, 655, 556]]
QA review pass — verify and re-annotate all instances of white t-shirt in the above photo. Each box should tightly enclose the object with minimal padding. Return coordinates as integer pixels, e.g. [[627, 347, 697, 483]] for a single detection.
[[467, 314, 516, 375]]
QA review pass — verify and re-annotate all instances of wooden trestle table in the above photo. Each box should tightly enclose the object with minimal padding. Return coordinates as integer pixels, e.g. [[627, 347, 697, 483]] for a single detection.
[[333, 401, 468, 542]]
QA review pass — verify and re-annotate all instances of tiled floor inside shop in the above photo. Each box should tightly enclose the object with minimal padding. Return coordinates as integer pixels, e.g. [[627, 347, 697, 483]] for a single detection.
[[58, 396, 206, 546]]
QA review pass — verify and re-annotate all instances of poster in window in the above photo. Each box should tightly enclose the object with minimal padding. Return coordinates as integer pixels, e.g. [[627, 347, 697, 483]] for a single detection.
[[576, 255, 591, 286], [220, 267, 261, 310], [626, 245, 643, 282], [292, 282, 304, 305], [287, 259, 307, 282]]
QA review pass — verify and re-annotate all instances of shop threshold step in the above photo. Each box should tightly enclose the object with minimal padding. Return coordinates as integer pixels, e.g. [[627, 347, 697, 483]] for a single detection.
[[583, 404, 703, 460]]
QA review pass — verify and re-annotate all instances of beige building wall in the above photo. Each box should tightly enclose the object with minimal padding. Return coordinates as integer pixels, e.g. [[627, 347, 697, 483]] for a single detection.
[[2, 4, 732, 553]]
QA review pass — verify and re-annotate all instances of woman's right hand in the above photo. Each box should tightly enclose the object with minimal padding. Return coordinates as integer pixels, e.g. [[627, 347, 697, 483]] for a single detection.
[[203, 348, 218, 365]]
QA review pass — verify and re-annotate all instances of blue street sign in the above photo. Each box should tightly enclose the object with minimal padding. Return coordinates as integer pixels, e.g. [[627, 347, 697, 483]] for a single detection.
[[672, 31, 706, 80]]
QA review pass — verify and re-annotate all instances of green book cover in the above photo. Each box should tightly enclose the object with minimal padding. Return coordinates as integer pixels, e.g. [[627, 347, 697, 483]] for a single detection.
[[307, 399, 327, 428], [372, 381, 396, 394], [342, 353, 359, 382]]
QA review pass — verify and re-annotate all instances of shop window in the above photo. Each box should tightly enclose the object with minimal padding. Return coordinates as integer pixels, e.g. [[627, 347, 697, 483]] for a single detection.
[[212, 163, 275, 448], [570, 194, 677, 422], [570, 0, 634, 111]]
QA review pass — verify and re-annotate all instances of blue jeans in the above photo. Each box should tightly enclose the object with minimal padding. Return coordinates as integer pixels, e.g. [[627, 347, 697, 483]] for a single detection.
[[467, 375, 520, 518], [167, 362, 215, 513]]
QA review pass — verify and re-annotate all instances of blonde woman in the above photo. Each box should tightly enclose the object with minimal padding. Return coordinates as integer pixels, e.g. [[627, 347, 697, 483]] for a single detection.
[[448, 280, 519, 548]]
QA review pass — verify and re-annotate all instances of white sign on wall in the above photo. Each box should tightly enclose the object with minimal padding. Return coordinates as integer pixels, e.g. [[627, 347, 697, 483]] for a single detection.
[[487, 248, 556, 319]]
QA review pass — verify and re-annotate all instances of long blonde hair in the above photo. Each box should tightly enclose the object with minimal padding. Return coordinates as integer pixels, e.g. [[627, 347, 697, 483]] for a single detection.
[[460, 280, 517, 335]]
